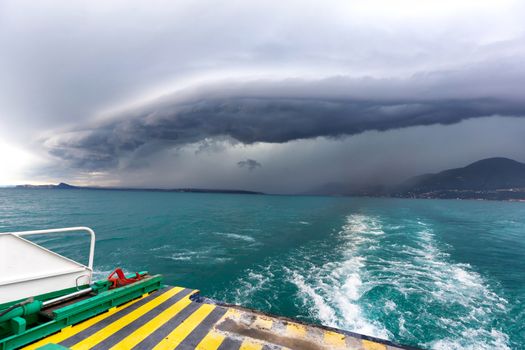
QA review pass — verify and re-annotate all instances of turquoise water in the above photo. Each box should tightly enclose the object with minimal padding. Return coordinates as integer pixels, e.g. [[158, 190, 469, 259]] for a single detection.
[[1, 189, 524, 349]]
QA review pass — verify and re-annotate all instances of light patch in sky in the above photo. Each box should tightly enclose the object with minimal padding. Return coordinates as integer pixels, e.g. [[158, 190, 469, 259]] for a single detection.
[[0, 142, 39, 185]]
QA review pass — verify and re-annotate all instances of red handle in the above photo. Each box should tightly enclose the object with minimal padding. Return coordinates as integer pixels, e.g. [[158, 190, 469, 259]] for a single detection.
[[107, 268, 142, 289]]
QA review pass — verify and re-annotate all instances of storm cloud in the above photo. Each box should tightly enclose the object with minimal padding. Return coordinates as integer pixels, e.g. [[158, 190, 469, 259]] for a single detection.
[[238, 159, 262, 171], [44, 65, 525, 171]]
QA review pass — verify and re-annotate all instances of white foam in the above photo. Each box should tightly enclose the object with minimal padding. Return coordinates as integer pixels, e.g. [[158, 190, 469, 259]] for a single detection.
[[343, 214, 385, 235], [430, 328, 510, 350], [163, 252, 193, 261], [213, 232, 256, 242], [214, 257, 233, 263], [223, 214, 512, 349], [288, 269, 338, 326], [287, 214, 511, 349], [231, 265, 275, 306], [149, 244, 172, 251], [286, 214, 390, 339], [395, 222, 511, 349], [159, 247, 231, 263], [216, 232, 255, 242], [385, 300, 397, 311]]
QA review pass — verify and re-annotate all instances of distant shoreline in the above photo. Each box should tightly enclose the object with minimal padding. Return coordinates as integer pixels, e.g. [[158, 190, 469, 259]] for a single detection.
[[300, 193, 525, 203], [11, 183, 264, 195], [6, 185, 525, 203]]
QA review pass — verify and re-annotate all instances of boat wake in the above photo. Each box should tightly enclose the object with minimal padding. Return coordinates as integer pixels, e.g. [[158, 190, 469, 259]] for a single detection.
[[286, 214, 390, 339], [226, 213, 512, 349], [285, 214, 511, 350]]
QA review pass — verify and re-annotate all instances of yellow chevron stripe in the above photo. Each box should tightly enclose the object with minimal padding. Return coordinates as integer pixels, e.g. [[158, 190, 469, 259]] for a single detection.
[[324, 330, 346, 348], [194, 308, 239, 350], [362, 339, 387, 350], [239, 340, 264, 350], [22, 294, 150, 350], [252, 316, 272, 330], [152, 304, 215, 350], [222, 307, 242, 320], [286, 322, 307, 338], [195, 330, 226, 350], [109, 293, 194, 349], [70, 287, 184, 350]]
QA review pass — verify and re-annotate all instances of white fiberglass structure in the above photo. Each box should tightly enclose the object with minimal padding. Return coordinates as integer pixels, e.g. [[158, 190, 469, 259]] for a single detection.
[[0, 227, 94, 304]]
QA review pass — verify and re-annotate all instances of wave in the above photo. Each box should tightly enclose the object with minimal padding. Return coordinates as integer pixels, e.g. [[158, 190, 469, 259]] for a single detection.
[[157, 247, 232, 264], [214, 264, 278, 312], [234, 267, 274, 304], [212, 232, 256, 242], [96, 237, 125, 243], [149, 244, 172, 251]]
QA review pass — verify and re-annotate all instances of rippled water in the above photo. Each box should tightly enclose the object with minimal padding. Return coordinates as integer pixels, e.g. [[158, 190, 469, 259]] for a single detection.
[[1, 189, 524, 349]]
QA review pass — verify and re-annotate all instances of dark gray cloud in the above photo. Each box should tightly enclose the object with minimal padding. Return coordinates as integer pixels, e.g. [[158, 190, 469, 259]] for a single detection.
[[43, 65, 525, 171], [50, 116, 520, 193], [2, 1, 524, 135], [238, 159, 262, 171]]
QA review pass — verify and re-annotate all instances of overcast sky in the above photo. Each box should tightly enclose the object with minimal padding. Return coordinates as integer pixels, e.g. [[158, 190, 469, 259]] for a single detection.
[[1, 0, 524, 192]]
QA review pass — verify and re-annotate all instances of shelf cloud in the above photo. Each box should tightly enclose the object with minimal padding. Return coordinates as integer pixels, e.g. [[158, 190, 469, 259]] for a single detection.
[[44, 63, 525, 171]]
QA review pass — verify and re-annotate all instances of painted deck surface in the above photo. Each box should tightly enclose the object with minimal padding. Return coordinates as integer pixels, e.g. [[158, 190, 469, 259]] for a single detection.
[[23, 287, 404, 350]]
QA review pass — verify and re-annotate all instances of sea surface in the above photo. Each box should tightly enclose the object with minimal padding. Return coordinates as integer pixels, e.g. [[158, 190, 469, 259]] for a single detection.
[[1, 188, 524, 349]]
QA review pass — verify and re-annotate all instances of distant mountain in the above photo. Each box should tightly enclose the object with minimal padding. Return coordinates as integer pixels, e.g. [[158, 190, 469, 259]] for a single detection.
[[307, 157, 525, 201], [56, 182, 77, 189], [394, 157, 525, 200], [14, 183, 263, 195]]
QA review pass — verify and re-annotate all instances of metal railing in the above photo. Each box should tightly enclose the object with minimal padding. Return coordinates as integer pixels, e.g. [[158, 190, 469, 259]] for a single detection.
[[2, 227, 96, 271]]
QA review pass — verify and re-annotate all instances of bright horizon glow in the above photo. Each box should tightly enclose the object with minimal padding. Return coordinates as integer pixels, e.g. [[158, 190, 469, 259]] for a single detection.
[[0, 141, 38, 186]]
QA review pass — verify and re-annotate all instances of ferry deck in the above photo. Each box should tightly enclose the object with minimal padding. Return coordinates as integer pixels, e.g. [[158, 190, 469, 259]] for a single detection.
[[0, 227, 414, 350]]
